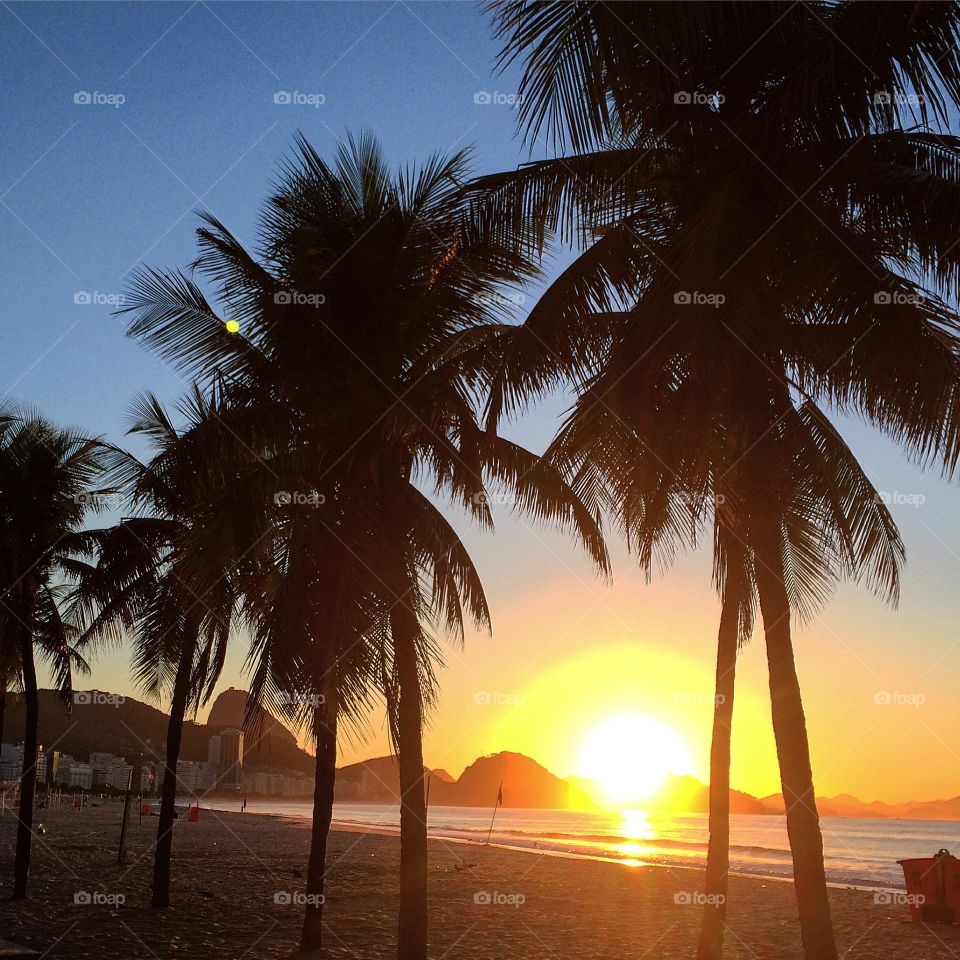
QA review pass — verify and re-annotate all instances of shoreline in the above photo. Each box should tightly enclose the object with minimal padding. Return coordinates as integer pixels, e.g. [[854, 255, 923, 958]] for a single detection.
[[211, 803, 911, 893], [3, 805, 958, 959]]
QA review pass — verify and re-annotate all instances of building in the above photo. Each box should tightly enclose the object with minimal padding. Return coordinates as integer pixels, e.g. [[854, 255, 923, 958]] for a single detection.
[[213, 728, 243, 789], [89, 751, 123, 787], [67, 763, 93, 790], [174, 761, 208, 793], [0, 743, 47, 783], [241, 770, 313, 798]]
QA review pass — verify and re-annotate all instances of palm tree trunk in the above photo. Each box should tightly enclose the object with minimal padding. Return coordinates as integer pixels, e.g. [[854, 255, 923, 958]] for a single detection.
[[754, 522, 837, 960], [13, 617, 38, 899], [0, 676, 7, 756], [695, 590, 740, 960], [300, 699, 338, 952], [152, 632, 196, 909], [391, 602, 428, 960]]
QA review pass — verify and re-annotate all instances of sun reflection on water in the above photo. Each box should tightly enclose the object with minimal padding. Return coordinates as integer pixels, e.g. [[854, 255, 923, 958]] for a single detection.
[[617, 808, 657, 860]]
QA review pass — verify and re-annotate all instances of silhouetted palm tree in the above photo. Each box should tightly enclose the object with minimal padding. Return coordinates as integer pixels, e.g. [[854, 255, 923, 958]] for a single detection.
[[0, 411, 107, 898], [120, 133, 609, 958], [474, 3, 960, 957], [72, 389, 259, 908], [241, 503, 390, 951]]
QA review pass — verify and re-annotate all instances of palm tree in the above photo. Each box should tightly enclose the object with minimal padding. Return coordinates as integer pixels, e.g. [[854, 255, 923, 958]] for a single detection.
[[0, 411, 107, 898], [120, 133, 609, 958], [72, 389, 259, 908], [241, 501, 391, 952], [471, 3, 960, 957], [547, 362, 905, 958]]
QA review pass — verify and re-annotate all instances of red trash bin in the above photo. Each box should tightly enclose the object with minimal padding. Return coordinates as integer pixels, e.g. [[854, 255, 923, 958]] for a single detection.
[[140, 803, 151, 816], [898, 849, 959, 923], [188, 804, 200, 823]]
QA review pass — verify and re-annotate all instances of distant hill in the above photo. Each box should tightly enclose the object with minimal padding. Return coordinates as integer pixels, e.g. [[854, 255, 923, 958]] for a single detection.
[[2, 688, 314, 774], [760, 791, 960, 821], [207, 686, 298, 749], [335, 751, 594, 809], [647, 774, 769, 815], [435, 752, 594, 809], [5, 690, 956, 819]]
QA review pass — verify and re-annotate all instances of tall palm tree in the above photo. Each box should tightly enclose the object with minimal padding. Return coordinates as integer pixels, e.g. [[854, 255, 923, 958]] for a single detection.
[[241, 501, 391, 952], [72, 389, 260, 908], [472, 3, 960, 957], [0, 412, 107, 898], [547, 358, 905, 958], [120, 133, 609, 959]]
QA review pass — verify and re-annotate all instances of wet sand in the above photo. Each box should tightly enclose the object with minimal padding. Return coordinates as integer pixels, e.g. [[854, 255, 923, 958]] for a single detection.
[[1, 803, 958, 958]]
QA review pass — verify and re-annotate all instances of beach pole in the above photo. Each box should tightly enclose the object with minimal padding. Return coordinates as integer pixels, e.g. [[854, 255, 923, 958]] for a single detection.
[[118, 766, 134, 865], [485, 781, 503, 845]]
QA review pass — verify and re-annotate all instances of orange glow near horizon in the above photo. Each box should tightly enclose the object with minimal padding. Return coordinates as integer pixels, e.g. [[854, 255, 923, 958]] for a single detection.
[[480, 641, 783, 802]]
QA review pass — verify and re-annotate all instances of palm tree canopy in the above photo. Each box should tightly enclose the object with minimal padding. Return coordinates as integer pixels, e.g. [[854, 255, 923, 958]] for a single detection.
[[118, 133, 610, 734], [0, 411, 107, 702], [465, 1, 960, 629]]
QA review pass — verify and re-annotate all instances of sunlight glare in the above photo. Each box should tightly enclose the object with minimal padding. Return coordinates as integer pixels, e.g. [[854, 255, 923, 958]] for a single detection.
[[576, 713, 693, 804]]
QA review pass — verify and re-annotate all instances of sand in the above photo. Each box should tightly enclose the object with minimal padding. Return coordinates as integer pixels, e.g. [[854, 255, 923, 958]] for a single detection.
[[1, 803, 958, 959]]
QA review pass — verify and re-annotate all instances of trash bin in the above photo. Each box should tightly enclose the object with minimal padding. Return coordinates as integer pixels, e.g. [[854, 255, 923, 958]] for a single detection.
[[140, 803, 151, 816], [188, 804, 200, 823], [898, 849, 959, 923]]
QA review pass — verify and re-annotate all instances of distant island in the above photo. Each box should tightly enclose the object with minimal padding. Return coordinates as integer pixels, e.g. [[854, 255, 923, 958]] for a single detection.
[[3, 688, 958, 820]]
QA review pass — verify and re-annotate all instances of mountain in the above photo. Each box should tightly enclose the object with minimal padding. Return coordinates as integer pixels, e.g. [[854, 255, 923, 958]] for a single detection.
[[2, 688, 314, 774], [647, 774, 768, 815], [5, 690, 956, 819], [335, 751, 594, 809], [435, 752, 594, 809], [760, 791, 960, 821], [206, 686, 297, 748]]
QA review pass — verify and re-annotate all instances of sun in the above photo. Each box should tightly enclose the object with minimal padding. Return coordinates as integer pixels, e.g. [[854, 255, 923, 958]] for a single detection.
[[576, 713, 693, 805]]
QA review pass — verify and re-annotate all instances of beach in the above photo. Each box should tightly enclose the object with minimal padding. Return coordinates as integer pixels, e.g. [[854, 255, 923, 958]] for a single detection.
[[1, 805, 959, 959]]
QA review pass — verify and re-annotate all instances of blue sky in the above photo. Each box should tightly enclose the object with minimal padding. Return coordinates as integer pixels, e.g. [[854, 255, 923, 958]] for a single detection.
[[2, 2, 958, 800]]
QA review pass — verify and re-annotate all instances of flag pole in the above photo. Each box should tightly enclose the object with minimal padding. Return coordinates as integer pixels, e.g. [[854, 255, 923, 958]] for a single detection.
[[485, 780, 503, 845]]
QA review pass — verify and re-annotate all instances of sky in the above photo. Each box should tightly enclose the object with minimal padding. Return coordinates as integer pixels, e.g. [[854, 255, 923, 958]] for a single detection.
[[1, 1, 958, 807]]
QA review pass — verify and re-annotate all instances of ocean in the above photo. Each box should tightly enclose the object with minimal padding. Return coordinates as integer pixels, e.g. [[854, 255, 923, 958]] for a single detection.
[[208, 801, 958, 889]]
